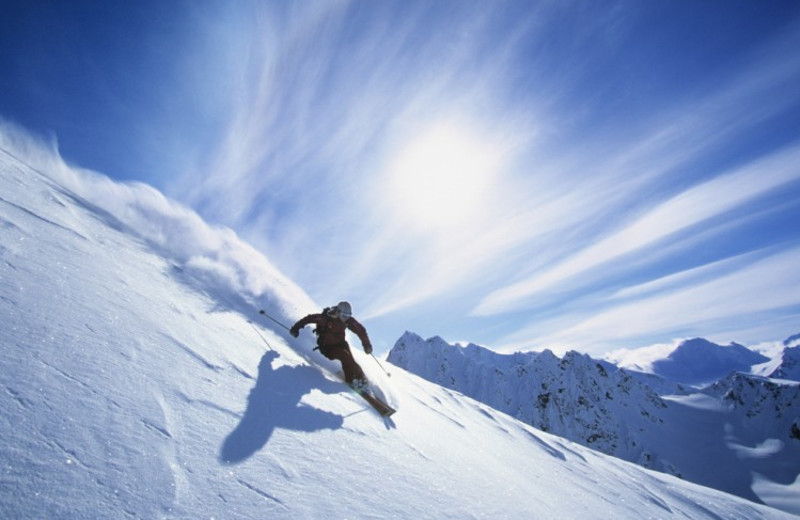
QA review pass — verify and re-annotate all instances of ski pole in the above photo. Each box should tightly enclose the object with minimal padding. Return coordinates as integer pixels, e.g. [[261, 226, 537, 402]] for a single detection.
[[258, 309, 292, 332], [371, 353, 391, 377], [248, 320, 274, 351]]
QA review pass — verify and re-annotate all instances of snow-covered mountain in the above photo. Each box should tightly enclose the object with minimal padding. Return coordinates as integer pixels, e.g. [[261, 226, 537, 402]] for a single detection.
[[766, 338, 800, 381], [611, 337, 772, 385], [388, 332, 800, 515], [6, 130, 797, 518], [387, 333, 671, 461]]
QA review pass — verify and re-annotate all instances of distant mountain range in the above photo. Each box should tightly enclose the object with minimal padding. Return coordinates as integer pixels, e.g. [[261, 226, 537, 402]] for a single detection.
[[649, 338, 768, 384], [387, 333, 800, 511]]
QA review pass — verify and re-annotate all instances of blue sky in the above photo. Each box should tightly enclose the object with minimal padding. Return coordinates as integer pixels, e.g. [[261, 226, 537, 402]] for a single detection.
[[2, 0, 800, 356]]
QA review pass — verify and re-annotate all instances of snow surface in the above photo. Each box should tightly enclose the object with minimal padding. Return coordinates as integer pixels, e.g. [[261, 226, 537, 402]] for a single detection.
[[1, 135, 796, 518], [767, 345, 800, 381]]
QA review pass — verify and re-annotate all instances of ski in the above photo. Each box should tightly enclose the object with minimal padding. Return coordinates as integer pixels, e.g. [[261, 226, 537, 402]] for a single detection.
[[332, 371, 396, 417], [350, 384, 396, 417]]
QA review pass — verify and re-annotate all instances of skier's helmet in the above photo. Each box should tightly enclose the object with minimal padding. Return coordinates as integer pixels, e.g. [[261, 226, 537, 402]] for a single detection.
[[336, 301, 352, 321]]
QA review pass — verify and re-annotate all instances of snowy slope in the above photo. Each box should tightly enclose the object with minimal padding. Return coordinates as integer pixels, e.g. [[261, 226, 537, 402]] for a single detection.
[[388, 333, 800, 515], [766, 343, 800, 381], [1, 137, 796, 519]]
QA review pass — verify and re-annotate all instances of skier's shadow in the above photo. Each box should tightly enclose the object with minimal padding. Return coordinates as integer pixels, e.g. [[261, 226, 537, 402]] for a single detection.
[[220, 351, 344, 464]]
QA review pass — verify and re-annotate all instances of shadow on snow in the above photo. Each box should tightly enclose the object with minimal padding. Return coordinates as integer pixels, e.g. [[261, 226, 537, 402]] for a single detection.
[[220, 350, 344, 464]]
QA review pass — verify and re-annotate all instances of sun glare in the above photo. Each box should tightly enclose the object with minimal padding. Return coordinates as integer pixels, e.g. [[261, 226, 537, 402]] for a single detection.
[[387, 122, 501, 231]]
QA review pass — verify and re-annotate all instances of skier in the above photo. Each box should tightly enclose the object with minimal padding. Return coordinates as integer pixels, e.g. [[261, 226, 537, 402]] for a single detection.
[[290, 301, 373, 390]]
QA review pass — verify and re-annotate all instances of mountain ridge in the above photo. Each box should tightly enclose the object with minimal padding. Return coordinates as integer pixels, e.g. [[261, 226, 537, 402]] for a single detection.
[[388, 332, 800, 514]]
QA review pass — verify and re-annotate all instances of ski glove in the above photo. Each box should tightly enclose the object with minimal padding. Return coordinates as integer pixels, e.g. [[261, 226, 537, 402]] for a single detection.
[[290, 327, 299, 338], [364, 343, 373, 355]]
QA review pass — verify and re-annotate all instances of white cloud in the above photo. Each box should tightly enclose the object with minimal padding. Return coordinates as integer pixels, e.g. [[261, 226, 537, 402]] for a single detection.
[[517, 246, 800, 351], [474, 143, 800, 316]]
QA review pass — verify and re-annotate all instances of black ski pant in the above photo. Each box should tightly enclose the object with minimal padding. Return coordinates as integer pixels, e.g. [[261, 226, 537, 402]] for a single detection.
[[320, 343, 365, 383]]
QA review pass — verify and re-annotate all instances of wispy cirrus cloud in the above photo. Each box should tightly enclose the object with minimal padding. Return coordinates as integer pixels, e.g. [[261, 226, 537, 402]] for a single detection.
[[473, 143, 800, 316], [167, 2, 547, 306], [507, 245, 800, 355]]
